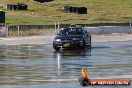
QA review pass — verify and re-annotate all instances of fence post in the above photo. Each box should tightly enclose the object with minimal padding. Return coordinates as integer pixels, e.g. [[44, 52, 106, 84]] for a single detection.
[[55, 22, 57, 35], [6, 24, 9, 37], [58, 21, 60, 33], [18, 25, 20, 37], [130, 19, 132, 27]]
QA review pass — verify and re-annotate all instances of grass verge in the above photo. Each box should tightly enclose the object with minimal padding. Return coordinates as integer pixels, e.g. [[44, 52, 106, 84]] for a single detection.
[[0, 0, 132, 24]]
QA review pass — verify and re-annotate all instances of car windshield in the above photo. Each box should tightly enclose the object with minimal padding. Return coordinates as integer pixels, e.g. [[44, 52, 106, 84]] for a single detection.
[[59, 28, 83, 35]]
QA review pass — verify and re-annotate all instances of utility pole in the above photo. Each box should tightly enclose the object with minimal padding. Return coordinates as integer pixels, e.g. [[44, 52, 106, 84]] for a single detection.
[[58, 21, 60, 33], [18, 24, 20, 37], [130, 19, 132, 27]]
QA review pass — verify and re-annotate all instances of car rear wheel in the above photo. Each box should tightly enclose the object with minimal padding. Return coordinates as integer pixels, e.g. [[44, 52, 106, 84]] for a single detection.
[[88, 37, 91, 47], [80, 40, 86, 49]]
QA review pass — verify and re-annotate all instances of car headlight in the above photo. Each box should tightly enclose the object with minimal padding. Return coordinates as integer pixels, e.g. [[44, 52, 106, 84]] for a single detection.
[[55, 39, 61, 42]]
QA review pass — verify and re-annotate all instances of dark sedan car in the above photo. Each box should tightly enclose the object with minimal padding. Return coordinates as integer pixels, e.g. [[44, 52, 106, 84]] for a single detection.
[[53, 27, 91, 50]]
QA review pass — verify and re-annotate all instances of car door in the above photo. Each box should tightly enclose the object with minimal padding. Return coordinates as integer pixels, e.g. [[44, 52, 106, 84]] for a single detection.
[[87, 32, 91, 45], [84, 30, 91, 45], [82, 29, 88, 44]]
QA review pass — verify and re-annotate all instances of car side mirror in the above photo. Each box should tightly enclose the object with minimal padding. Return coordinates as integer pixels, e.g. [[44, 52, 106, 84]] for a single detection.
[[56, 33, 59, 35]]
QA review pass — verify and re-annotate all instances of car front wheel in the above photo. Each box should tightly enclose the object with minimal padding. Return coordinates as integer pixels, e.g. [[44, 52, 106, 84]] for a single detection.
[[53, 44, 60, 51], [80, 40, 86, 49]]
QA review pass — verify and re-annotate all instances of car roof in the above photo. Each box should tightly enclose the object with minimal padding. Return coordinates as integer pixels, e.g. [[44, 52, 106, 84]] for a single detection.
[[68, 27, 82, 28], [63, 27, 83, 30]]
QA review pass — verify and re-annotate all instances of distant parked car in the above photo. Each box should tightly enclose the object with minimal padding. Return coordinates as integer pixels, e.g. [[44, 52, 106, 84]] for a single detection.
[[53, 27, 91, 50]]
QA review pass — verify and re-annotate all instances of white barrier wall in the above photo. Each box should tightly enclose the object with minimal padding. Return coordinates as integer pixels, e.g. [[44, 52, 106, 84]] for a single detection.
[[85, 26, 132, 34]]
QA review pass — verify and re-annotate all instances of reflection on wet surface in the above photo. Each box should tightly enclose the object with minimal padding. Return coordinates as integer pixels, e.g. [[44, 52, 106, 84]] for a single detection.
[[0, 41, 132, 88]]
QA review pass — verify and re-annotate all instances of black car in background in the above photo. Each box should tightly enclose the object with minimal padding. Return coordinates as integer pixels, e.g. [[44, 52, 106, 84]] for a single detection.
[[53, 27, 91, 50]]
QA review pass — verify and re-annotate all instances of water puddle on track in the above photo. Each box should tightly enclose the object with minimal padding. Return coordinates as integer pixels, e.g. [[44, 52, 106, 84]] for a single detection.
[[0, 41, 132, 88]]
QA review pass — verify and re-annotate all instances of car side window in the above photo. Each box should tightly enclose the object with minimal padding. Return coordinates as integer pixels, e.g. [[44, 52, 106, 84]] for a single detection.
[[59, 30, 63, 35], [59, 28, 69, 35], [85, 30, 88, 34], [86, 31, 91, 37], [82, 29, 87, 35], [84, 30, 90, 37]]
